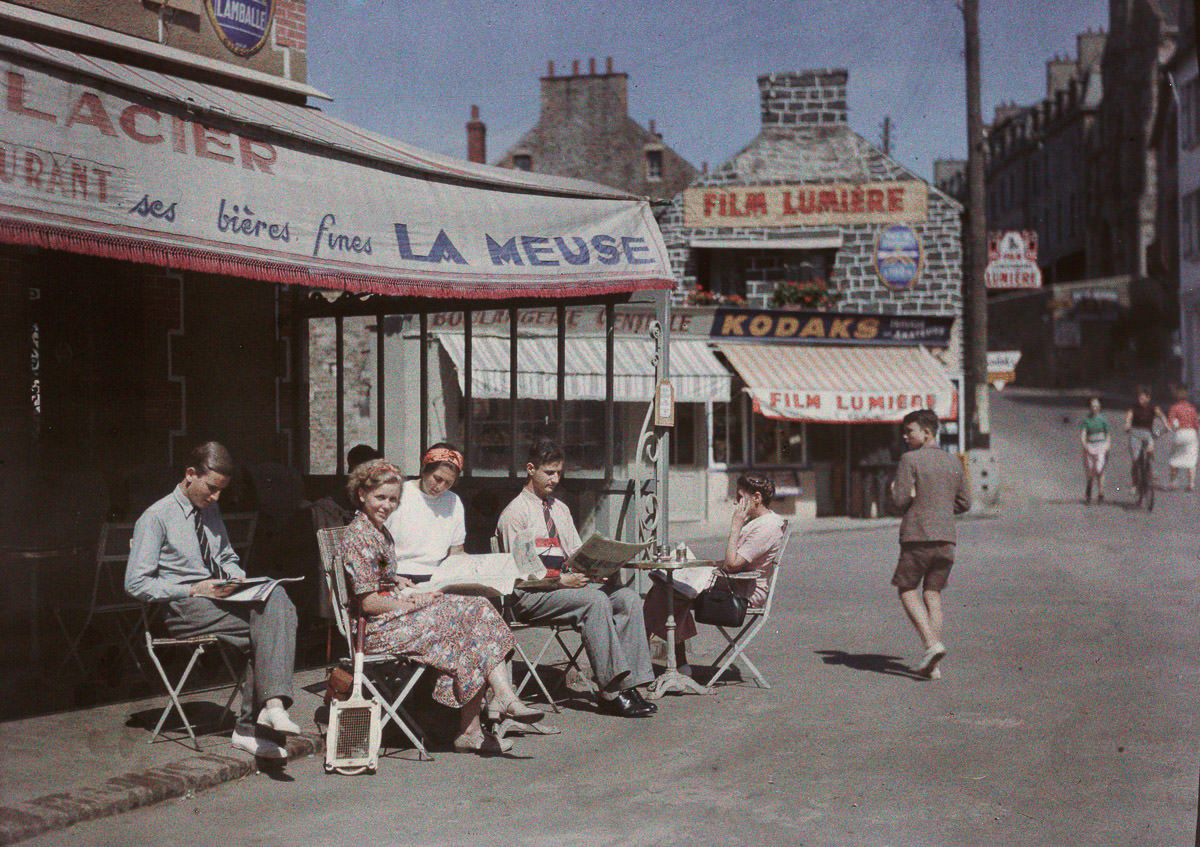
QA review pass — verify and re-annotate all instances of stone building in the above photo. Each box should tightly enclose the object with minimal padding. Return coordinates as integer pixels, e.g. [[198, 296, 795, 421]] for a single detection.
[[495, 58, 698, 199], [984, 31, 1106, 285], [656, 69, 963, 518], [1170, 1, 1199, 385]]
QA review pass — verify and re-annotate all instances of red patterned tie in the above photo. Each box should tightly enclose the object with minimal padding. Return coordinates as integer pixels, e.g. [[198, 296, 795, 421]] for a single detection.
[[542, 499, 559, 544]]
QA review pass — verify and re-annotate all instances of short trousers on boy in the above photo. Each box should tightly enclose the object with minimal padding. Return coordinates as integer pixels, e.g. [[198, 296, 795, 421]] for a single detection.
[[891, 541, 956, 591]]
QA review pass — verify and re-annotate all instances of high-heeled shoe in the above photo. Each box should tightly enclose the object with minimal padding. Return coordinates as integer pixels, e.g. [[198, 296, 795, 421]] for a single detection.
[[451, 731, 513, 755], [490, 698, 545, 724]]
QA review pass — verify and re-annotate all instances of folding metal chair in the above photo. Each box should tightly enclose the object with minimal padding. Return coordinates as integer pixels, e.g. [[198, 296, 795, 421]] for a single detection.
[[140, 512, 256, 749], [704, 519, 791, 692], [317, 527, 433, 761], [142, 606, 247, 750], [54, 522, 145, 678], [489, 533, 584, 708]]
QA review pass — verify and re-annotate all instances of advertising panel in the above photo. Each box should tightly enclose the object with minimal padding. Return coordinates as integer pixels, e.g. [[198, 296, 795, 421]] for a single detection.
[[682, 181, 927, 228]]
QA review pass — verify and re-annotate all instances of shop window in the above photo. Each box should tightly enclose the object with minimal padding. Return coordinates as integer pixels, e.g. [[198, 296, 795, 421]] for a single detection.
[[696, 248, 835, 303], [712, 398, 745, 466], [753, 416, 806, 466], [471, 398, 618, 472], [669, 403, 698, 466], [513, 154, 532, 171], [645, 149, 663, 182]]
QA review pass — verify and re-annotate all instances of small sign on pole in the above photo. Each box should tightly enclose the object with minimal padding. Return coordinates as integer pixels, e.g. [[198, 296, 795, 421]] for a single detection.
[[654, 381, 676, 427], [987, 350, 1022, 389], [984, 231, 1042, 289]]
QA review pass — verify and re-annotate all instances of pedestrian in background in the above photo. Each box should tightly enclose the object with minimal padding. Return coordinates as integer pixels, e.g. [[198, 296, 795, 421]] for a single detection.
[[1166, 386, 1198, 492], [1079, 397, 1111, 503], [889, 409, 970, 680]]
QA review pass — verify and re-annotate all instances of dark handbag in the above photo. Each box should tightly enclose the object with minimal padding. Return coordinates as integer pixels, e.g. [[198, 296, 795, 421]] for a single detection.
[[694, 572, 749, 627]]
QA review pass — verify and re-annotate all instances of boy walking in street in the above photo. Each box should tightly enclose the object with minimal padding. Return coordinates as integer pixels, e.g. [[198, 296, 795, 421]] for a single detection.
[[890, 409, 970, 679]]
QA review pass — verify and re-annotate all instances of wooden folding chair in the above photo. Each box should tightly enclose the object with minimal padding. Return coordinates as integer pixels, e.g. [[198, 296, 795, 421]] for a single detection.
[[54, 522, 145, 678], [704, 519, 791, 692], [317, 527, 433, 761]]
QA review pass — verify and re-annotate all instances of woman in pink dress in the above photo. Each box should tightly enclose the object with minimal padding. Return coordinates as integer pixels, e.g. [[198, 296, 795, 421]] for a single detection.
[[1167, 386, 1199, 491], [643, 474, 785, 675], [339, 459, 541, 754]]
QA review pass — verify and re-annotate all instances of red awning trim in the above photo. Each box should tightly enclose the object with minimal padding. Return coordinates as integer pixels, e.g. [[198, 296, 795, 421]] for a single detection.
[[0, 218, 674, 299]]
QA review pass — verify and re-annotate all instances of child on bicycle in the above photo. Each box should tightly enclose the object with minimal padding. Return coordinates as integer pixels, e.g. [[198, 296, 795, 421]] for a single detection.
[[1124, 386, 1169, 491]]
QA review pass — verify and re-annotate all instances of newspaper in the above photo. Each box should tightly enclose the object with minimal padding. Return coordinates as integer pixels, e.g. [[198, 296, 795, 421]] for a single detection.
[[213, 576, 304, 603], [566, 534, 653, 581], [399, 553, 523, 597]]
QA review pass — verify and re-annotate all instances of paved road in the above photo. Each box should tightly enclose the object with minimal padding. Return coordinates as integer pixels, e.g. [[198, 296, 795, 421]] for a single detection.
[[35, 389, 1200, 846]]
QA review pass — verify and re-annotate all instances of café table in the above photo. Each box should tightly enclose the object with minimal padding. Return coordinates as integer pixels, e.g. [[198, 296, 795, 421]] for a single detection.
[[629, 555, 723, 699]]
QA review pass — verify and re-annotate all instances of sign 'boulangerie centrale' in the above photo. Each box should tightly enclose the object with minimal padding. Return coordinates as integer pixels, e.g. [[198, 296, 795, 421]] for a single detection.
[[682, 181, 927, 227]]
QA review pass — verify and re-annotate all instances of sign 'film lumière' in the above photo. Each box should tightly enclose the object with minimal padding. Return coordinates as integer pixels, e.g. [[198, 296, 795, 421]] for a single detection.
[[682, 181, 928, 227]]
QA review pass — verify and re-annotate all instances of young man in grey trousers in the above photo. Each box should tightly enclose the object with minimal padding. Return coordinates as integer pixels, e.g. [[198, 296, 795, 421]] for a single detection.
[[125, 441, 300, 758]]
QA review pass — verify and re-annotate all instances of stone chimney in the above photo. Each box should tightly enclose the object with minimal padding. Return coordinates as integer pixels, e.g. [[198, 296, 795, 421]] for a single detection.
[[540, 58, 628, 121], [466, 104, 486, 164], [1076, 29, 1106, 71], [1046, 54, 1076, 97], [759, 69, 848, 128]]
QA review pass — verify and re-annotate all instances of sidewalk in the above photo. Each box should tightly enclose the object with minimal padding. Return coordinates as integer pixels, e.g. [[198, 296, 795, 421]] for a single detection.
[[0, 511, 982, 846], [0, 667, 329, 846]]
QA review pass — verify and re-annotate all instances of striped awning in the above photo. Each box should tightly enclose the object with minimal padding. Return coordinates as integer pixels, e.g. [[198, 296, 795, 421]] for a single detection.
[[717, 343, 956, 423], [438, 335, 731, 403], [0, 35, 672, 300]]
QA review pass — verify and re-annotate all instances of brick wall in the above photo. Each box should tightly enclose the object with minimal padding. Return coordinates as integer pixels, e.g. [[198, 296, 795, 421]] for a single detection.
[[274, 0, 307, 51], [760, 69, 848, 127]]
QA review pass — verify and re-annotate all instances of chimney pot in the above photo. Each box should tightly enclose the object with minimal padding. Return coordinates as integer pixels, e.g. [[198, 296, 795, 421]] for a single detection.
[[589, 57, 596, 74], [572, 59, 580, 75], [606, 56, 613, 73], [547, 60, 555, 77], [649, 119, 656, 134], [466, 104, 486, 164]]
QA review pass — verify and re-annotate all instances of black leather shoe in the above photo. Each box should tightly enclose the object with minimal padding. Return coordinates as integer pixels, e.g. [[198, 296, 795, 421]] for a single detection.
[[598, 690, 654, 717], [626, 688, 657, 714]]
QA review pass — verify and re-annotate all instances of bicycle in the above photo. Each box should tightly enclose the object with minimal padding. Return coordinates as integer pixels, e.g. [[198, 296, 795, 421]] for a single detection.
[[1130, 426, 1163, 511]]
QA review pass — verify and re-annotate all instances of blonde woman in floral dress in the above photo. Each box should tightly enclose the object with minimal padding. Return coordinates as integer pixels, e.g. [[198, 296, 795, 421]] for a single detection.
[[339, 459, 541, 754]]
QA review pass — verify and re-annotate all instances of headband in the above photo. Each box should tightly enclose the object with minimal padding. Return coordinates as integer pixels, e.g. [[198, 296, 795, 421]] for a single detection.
[[422, 447, 463, 471]]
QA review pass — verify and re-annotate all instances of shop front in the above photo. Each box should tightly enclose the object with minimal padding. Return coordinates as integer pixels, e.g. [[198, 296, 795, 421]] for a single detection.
[[0, 31, 676, 688], [654, 69, 964, 518]]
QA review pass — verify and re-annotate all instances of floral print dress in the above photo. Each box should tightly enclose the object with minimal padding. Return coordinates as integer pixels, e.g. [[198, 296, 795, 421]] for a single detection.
[[340, 512, 515, 709]]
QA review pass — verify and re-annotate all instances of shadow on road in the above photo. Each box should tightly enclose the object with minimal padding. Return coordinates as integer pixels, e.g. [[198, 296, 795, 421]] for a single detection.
[[814, 650, 925, 680]]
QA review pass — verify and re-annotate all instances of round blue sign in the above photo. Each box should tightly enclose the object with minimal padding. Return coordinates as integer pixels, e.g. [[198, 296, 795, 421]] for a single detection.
[[873, 224, 923, 291], [205, 0, 275, 57]]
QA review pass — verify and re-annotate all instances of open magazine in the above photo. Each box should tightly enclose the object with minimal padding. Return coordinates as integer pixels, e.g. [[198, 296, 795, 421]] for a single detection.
[[213, 576, 303, 603], [565, 534, 653, 581], [397, 553, 526, 597]]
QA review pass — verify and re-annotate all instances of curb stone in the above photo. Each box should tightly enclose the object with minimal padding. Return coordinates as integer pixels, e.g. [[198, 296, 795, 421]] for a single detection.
[[0, 734, 322, 846]]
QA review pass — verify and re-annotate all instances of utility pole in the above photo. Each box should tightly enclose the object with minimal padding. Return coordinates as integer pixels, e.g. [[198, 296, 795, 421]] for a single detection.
[[962, 0, 990, 450], [881, 116, 892, 155]]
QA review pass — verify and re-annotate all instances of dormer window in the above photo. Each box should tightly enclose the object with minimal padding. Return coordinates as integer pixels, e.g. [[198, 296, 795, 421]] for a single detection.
[[513, 154, 532, 171], [645, 149, 663, 181]]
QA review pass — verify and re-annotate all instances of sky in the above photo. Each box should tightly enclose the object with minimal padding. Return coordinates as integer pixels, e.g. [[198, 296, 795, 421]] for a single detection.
[[305, 0, 1109, 182]]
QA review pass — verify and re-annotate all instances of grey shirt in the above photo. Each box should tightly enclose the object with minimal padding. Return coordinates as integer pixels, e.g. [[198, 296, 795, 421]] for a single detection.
[[892, 443, 970, 544], [125, 485, 245, 602]]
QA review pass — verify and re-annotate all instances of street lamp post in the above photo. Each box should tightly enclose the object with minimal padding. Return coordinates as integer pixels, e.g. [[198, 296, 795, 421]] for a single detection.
[[963, 0, 990, 450]]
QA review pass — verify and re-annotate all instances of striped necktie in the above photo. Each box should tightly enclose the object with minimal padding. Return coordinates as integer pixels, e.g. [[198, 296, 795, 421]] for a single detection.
[[194, 509, 224, 579], [542, 499, 559, 544]]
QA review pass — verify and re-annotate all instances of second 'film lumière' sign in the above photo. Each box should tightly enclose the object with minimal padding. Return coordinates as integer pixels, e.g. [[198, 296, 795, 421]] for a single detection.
[[682, 181, 927, 227]]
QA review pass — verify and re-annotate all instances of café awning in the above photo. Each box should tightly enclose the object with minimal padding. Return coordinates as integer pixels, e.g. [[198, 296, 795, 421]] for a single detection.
[[0, 35, 673, 300], [717, 343, 956, 423], [438, 334, 731, 403]]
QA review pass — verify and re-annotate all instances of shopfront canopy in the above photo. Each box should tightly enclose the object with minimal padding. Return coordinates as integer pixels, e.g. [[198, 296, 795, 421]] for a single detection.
[[717, 343, 956, 423], [0, 35, 673, 300], [438, 334, 731, 403]]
